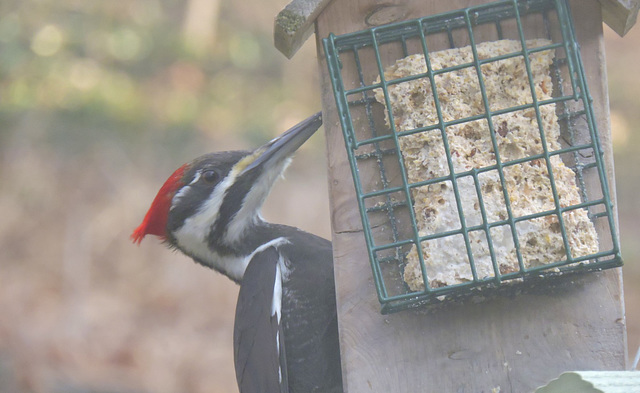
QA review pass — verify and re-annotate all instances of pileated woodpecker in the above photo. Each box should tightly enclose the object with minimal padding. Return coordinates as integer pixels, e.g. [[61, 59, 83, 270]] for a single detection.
[[131, 112, 343, 393]]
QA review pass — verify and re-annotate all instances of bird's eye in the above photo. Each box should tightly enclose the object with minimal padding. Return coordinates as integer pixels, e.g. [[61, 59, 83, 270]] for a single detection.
[[202, 170, 219, 184]]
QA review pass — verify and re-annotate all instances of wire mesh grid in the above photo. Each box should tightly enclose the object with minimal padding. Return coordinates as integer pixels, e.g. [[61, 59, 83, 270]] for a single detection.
[[323, 0, 622, 313]]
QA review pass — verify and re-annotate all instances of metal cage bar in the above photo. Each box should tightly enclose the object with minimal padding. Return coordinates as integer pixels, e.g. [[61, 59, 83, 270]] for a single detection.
[[322, 0, 622, 313]]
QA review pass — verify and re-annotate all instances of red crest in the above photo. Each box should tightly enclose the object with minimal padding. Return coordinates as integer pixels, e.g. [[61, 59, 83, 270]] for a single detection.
[[131, 164, 189, 244]]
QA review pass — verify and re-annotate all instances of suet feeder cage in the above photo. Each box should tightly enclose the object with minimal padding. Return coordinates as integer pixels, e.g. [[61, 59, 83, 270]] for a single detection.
[[322, 0, 622, 313]]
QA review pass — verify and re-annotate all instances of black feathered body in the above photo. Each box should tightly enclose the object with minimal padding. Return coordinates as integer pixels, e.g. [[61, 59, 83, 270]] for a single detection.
[[234, 223, 342, 393]]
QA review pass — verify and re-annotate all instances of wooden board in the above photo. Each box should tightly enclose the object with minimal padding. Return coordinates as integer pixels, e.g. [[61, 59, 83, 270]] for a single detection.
[[274, 0, 333, 58], [314, 1, 626, 392], [598, 0, 640, 36]]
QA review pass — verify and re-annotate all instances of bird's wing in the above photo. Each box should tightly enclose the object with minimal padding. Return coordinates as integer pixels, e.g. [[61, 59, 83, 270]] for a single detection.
[[234, 246, 289, 393]]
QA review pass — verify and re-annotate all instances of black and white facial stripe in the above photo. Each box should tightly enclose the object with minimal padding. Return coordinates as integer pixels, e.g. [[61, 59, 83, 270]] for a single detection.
[[166, 150, 248, 238], [167, 149, 293, 282]]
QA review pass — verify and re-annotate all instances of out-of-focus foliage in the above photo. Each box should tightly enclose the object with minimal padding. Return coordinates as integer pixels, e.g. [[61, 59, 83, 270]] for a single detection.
[[0, 0, 322, 159]]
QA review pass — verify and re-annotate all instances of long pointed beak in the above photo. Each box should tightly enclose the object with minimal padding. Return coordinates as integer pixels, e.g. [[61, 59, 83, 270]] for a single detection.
[[241, 112, 322, 175]]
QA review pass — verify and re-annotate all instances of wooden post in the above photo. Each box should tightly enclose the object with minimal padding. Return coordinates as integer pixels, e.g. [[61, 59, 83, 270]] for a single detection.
[[314, 0, 626, 392]]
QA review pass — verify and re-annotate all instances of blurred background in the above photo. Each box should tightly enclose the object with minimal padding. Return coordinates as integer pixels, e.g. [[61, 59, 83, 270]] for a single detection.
[[0, 0, 637, 392]]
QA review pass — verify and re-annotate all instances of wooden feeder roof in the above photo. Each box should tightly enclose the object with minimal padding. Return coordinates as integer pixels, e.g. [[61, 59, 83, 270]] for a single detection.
[[274, 0, 640, 58]]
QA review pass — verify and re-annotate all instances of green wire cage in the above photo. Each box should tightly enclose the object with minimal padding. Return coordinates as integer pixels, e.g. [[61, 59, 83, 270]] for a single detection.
[[323, 0, 622, 314]]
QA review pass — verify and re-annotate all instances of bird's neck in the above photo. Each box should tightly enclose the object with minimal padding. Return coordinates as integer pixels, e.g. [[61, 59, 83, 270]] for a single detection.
[[201, 219, 290, 283]]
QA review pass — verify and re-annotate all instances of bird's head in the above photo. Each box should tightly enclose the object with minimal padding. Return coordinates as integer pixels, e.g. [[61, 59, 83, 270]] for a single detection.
[[131, 112, 323, 281]]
